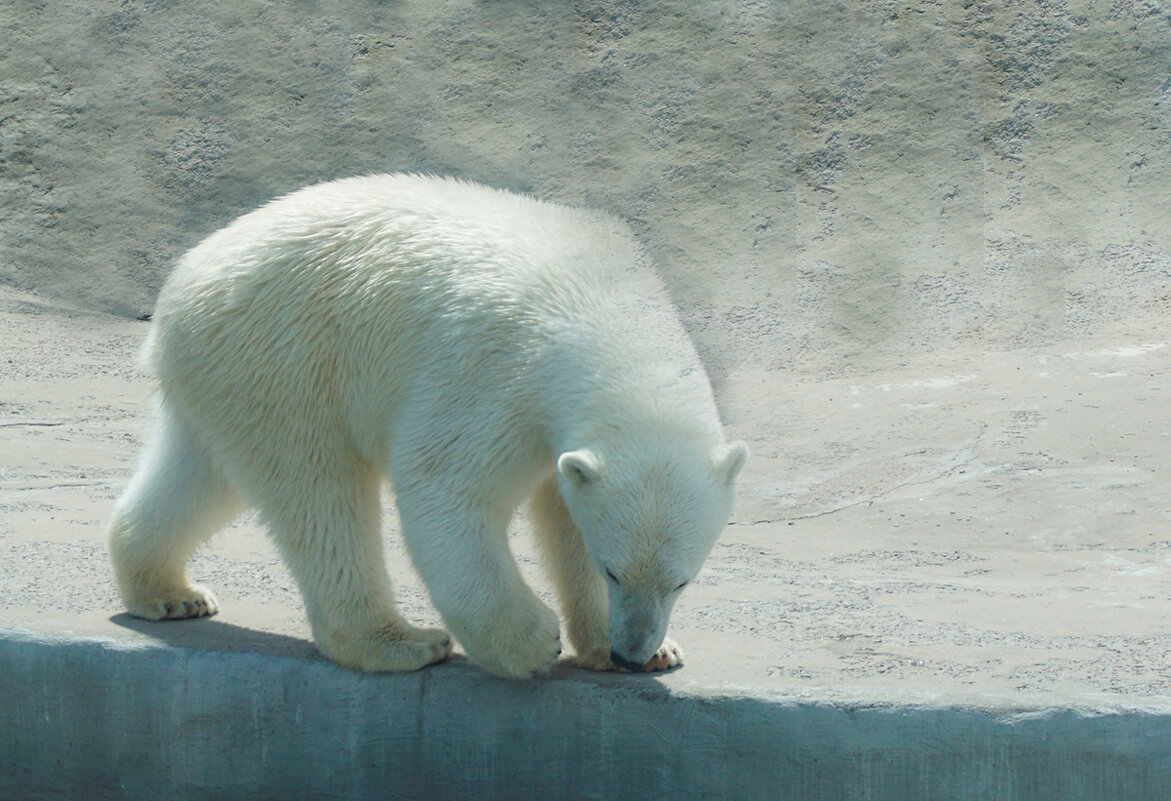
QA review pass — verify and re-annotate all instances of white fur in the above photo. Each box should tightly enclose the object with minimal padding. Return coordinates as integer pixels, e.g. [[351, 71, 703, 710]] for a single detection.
[[107, 174, 747, 678]]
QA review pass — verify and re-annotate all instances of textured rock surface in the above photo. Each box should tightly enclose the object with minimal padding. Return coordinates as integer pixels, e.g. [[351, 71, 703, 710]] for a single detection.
[[2, 2, 1168, 376]]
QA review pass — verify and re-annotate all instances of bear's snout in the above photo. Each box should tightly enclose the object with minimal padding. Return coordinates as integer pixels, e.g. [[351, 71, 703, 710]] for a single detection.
[[609, 649, 647, 672], [608, 591, 671, 671]]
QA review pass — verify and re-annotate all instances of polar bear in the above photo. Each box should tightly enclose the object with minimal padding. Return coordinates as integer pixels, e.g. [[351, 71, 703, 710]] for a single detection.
[[107, 174, 748, 678]]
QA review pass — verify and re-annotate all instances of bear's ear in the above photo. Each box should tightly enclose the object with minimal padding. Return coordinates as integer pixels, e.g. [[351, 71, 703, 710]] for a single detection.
[[558, 449, 603, 487], [712, 441, 749, 486]]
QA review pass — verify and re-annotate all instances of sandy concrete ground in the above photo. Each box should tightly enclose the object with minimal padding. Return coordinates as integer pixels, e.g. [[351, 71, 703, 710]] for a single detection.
[[3, 283, 1167, 708]]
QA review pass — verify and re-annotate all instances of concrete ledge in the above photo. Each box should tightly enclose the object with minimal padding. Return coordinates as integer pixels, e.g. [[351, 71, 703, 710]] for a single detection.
[[3, 631, 1170, 801]]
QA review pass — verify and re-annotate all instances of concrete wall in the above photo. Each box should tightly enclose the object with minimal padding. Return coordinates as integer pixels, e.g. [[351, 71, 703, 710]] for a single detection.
[[2, 1, 1169, 377], [4, 631, 1170, 801]]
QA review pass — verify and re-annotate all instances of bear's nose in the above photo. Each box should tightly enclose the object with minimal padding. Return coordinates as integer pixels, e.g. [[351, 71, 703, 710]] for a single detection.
[[610, 649, 645, 672]]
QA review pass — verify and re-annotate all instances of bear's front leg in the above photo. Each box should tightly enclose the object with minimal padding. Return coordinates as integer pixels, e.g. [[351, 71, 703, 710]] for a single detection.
[[397, 487, 562, 679], [530, 478, 685, 674], [529, 478, 612, 670]]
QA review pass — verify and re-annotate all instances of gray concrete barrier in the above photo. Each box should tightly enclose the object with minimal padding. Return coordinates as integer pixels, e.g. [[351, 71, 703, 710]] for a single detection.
[[3, 630, 1169, 801]]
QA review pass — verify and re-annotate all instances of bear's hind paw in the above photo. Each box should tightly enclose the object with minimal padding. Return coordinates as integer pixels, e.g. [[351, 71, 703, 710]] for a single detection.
[[124, 584, 219, 621], [320, 625, 453, 673]]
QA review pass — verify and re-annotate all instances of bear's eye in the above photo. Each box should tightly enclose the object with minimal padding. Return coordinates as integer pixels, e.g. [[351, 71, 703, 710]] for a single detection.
[[673, 580, 689, 593], [605, 568, 619, 584]]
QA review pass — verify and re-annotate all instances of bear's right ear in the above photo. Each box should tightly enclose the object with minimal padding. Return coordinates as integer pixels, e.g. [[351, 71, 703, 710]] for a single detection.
[[558, 449, 603, 487]]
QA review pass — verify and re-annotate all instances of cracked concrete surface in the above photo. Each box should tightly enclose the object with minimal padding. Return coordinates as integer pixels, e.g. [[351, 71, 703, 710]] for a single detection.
[[2, 286, 1168, 704]]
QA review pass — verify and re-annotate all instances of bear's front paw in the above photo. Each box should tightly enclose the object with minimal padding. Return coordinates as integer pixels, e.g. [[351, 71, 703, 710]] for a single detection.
[[573, 645, 616, 672], [461, 600, 562, 679], [641, 637, 684, 672], [580, 638, 685, 673]]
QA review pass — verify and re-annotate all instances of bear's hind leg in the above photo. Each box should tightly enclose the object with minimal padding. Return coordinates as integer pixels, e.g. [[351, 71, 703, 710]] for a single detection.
[[108, 404, 240, 620], [261, 464, 451, 673]]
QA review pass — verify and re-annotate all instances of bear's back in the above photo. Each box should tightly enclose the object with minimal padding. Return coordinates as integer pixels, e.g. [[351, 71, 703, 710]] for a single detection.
[[151, 174, 644, 348], [140, 174, 719, 478], [144, 175, 672, 435]]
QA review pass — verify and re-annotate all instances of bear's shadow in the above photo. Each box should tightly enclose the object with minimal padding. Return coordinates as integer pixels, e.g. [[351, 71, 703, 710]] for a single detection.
[[108, 612, 323, 663]]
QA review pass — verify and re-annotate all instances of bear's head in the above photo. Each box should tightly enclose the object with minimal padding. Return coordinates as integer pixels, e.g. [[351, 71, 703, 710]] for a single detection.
[[556, 435, 749, 671]]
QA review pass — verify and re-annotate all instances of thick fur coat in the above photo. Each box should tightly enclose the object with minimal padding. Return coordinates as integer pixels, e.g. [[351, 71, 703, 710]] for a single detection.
[[108, 175, 747, 677]]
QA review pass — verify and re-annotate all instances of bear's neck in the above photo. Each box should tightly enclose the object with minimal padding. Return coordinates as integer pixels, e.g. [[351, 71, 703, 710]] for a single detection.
[[535, 318, 724, 458]]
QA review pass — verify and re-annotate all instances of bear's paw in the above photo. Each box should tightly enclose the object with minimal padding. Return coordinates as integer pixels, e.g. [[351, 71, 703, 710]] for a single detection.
[[461, 599, 562, 679], [125, 583, 220, 621], [640, 637, 684, 672], [319, 623, 453, 673], [577, 637, 685, 673]]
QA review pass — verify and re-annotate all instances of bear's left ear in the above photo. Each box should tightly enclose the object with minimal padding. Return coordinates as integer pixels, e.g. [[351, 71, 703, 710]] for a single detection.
[[712, 441, 749, 486], [558, 448, 603, 487]]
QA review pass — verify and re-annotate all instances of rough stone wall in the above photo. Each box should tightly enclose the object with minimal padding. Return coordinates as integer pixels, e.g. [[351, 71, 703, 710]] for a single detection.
[[2, 1, 1168, 377]]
